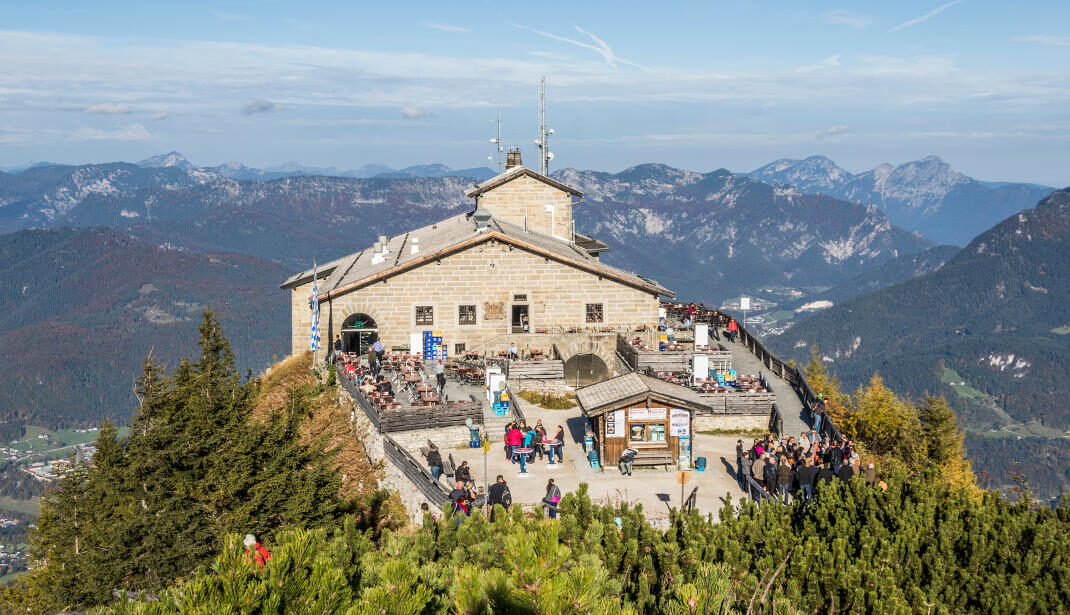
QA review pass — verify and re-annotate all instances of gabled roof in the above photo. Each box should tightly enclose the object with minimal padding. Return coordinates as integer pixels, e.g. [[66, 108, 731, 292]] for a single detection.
[[463, 165, 583, 199], [576, 372, 710, 417], [281, 211, 675, 299]]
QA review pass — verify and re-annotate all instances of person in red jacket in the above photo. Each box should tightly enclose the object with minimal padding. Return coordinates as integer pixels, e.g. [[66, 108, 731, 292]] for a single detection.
[[726, 318, 738, 343], [506, 424, 524, 464], [243, 534, 271, 570]]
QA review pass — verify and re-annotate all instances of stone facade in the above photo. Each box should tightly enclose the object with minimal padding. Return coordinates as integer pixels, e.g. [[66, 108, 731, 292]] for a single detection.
[[292, 241, 660, 356], [693, 413, 770, 432], [475, 174, 574, 241]]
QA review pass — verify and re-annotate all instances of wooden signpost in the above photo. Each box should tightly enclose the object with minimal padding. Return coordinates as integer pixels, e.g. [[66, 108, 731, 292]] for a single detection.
[[677, 470, 690, 507]]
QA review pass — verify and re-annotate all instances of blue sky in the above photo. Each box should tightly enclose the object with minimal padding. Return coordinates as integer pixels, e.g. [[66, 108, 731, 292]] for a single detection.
[[1, 0, 1068, 184]]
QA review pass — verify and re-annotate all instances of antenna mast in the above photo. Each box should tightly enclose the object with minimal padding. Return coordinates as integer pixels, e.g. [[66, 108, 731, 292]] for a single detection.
[[488, 108, 503, 174], [535, 76, 554, 175]]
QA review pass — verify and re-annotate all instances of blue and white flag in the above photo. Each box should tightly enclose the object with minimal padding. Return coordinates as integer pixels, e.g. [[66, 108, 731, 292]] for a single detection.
[[309, 259, 321, 352]]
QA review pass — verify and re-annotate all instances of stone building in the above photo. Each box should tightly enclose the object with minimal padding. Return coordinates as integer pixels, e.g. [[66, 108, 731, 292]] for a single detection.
[[282, 154, 673, 378]]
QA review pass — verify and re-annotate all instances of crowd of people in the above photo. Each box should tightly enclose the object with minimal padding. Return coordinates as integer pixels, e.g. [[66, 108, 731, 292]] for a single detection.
[[736, 430, 879, 504], [504, 419, 566, 467], [438, 475, 563, 521]]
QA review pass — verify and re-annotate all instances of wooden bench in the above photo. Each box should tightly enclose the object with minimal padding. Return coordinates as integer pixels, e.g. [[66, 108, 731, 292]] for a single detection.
[[632, 449, 674, 469]]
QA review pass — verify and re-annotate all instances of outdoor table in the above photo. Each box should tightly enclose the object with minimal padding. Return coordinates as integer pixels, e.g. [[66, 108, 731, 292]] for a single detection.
[[544, 440, 561, 466], [511, 447, 534, 474]]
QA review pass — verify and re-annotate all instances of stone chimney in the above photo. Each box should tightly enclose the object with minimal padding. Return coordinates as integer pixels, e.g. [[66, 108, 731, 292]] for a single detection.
[[505, 148, 522, 170]]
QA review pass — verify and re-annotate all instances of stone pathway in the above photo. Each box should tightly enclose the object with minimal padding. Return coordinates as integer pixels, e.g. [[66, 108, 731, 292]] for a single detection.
[[715, 333, 811, 438]]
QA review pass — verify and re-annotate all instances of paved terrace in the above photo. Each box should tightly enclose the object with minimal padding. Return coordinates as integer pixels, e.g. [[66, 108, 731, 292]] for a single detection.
[[417, 328, 814, 521]]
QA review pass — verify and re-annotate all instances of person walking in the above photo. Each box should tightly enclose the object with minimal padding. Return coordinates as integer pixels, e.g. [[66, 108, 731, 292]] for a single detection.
[[427, 444, 443, 481], [434, 359, 446, 395], [619, 446, 638, 476], [543, 479, 562, 519], [243, 534, 271, 570]]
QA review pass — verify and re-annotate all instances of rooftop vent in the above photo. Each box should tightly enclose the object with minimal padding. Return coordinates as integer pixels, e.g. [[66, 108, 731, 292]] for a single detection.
[[474, 209, 493, 231], [506, 148, 522, 170]]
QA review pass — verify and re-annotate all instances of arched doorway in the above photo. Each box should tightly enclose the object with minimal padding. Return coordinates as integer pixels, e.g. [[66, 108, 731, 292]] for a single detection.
[[341, 313, 378, 354], [563, 353, 610, 387]]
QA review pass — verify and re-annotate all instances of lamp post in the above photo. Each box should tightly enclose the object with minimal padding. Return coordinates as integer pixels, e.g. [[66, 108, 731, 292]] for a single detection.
[[482, 432, 491, 517]]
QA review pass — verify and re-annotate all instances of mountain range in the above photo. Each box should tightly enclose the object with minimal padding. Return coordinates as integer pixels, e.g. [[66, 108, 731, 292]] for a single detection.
[[768, 188, 1070, 496], [746, 155, 1055, 246]]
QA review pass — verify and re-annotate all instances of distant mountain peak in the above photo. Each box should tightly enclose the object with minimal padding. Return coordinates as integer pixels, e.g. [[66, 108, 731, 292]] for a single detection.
[[137, 151, 196, 170]]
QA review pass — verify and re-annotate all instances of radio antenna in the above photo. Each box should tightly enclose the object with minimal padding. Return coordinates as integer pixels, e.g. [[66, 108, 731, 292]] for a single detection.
[[488, 108, 503, 174], [535, 76, 554, 175]]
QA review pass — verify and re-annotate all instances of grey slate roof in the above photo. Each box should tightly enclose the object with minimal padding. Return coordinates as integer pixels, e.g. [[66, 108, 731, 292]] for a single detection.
[[281, 210, 674, 298], [576, 372, 711, 416]]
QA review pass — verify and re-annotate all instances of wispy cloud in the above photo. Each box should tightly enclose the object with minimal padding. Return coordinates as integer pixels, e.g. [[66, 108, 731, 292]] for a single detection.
[[149, 112, 169, 121], [424, 22, 470, 34], [796, 54, 841, 73], [242, 100, 276, 115], [815, 125, 850, 140], [401, 106, 432, 119], [515, 24, 645, 69], [824, 10, 872, 29], [72, 123, 151, 141], [889, 0, 964, 32], [1010, 34, 1070, 47], [85, 103, 131, 114]]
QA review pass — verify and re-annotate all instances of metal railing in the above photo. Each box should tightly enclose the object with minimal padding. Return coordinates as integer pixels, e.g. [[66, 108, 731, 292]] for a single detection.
[[382, 434, 451, 508]]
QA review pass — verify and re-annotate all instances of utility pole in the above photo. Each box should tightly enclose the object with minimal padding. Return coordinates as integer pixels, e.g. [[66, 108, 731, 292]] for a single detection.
[[482, 432, 491, 517]]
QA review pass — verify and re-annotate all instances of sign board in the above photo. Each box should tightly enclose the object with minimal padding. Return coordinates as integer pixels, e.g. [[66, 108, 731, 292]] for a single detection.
[[740, 296, 751, 311], [628, 407, 667, 421], [676, 471, 690, 485], [678, 436, 691, 468], [669, 409, 690, 437], [606, 410, 625, 438], [694, 323, 708, 343], [692, 354, 709, 380]]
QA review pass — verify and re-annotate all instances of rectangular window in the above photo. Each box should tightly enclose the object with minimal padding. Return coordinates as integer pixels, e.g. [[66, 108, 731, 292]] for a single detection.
[[459, 304, 476, 325], [454, 343, 466, 355], [586, 303, 604, 323], [415, 305, 433, 325], [513, 293, 527, 302]]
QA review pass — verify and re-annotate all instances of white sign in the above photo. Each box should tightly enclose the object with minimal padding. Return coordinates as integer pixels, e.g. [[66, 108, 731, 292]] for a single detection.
[[670, 409, 690, 437], [628, 407, 667, 421], [606, 410, 625, 438], [740, 296, 751, 311]]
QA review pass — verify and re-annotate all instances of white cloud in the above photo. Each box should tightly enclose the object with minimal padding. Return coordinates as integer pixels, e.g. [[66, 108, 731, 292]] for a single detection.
[[796, 55, 841, 73], [824, 10, 872, 28], [85, 103, 131, 114], [400, 106, 432, 119], [889, 0, 964, 32], [529, 50, 572, 61], [72, 123, 151, 141], [242, 100, 276, 115], [1010, 35, 1070, 47], [815, 125, 850, 140], [515, 24, 645, 70], [423, 22, 470, 34], [149, 112, 169, 121]]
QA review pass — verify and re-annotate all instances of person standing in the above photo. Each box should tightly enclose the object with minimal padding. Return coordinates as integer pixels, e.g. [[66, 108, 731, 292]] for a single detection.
[[427, 444, 443, 481], [487, 475, 511, 520], [553, 425, 565, 463], [739, 451, 753, 490], [735, 439, 744, 482], [455, 460, 472, 483], [763, 454, 778, 495], [726, 318, 738, 342], [619, 446, 637, 476], [864, 462, 877, 486], [506, 424, 524, 463], [449, 480, 469, 516], [333, 335, 343, 360], [776, 457, 791, 504], [797, 458, 815, 503], [243, 534, 271, 570], [544, 479, 562, 519]]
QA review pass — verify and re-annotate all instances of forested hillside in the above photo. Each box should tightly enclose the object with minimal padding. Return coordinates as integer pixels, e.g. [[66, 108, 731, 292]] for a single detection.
[[0, 228, 290, 428]]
